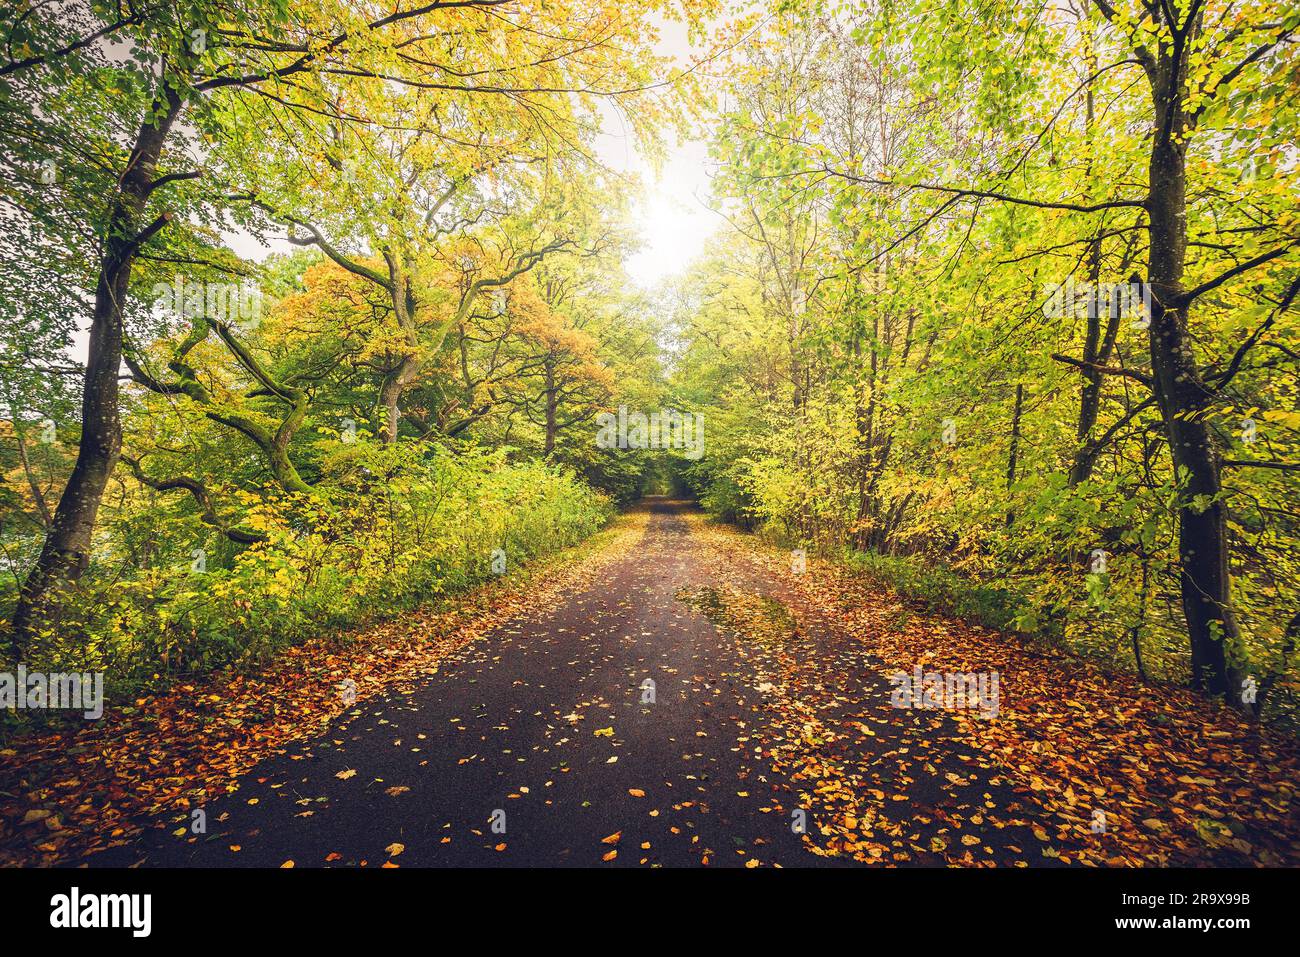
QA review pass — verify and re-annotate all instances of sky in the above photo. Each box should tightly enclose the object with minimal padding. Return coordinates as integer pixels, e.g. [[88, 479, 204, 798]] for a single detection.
[[598, 14, 718, 289], [607, 135, 716, 290]]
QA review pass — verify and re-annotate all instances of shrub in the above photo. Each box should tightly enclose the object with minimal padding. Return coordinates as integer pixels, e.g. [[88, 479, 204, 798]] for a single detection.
[[1, 441, 612, 716]]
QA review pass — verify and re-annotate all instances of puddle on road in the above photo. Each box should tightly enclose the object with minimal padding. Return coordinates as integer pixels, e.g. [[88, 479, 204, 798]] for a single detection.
[[675, 585, 798, 643]]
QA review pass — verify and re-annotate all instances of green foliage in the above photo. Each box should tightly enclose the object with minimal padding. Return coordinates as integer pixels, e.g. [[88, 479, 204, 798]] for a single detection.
[[671, 2, 1300, 715], [843, 549, 1031, 638], [4, 442, 611, 697]]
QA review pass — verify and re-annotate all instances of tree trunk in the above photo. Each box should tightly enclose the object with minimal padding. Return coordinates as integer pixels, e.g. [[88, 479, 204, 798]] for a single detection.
[[1005, 382, 1023, 527], [379, 356, 417, 445], [380, 255, 420, 445], [1070, 44, 1105, 489], [1145, 85, 1241, 698], [543, 359, 558, 457], [10, 91, 183, 652], [1068, 51, 1123, 488], [1068, 233, 1112, 486], [850, 291, 873, 551]]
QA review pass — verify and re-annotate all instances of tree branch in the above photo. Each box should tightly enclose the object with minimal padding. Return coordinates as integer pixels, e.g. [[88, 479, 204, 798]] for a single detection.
[[121, 454, 266, 544], [1051, 352, 1153, 387]]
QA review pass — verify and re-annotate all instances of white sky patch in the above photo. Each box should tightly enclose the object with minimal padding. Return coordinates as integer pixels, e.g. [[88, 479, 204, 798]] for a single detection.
[[593, 12, 718, 290], [224, 228, 286, 263], [623, 142, 716, 289]]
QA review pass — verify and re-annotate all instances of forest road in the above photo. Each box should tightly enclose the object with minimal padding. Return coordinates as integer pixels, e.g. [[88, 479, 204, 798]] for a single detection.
[[94, 499, 1046, 868]]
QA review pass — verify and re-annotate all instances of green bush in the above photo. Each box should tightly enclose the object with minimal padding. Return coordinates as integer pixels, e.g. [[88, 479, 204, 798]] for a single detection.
[[843, 549, 1033, 636], [3, 442, 612, 708]]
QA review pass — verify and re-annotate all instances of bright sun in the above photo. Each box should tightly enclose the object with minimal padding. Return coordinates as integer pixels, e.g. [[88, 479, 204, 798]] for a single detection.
[[624, 144, 717, 289]]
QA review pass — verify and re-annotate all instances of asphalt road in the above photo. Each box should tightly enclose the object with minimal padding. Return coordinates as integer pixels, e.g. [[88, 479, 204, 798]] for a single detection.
[[94, 500, 1046, 868]]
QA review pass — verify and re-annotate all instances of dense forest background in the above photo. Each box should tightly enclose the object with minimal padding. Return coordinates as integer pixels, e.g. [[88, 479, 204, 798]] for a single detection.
[[669, 1, 1299, 720], [2, 0, 1297, 724], [1, 0, 691, 700]]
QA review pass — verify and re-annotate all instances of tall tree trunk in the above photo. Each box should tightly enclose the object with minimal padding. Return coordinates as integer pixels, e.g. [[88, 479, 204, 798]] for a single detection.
[[543, 359, 558, 457], [1070, 38, 1105, 489], [1005, 383, 1023, 527], [10, 90, 183, 652], [1145, 72, 1241, 698], [380, 256, 420, 445], [1068, 40, 1122, 488]]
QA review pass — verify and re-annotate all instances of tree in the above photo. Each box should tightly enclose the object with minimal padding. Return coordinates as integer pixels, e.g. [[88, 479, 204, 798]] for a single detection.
[[5, 0, 688, 649], [673, 0, 1300, 706]]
